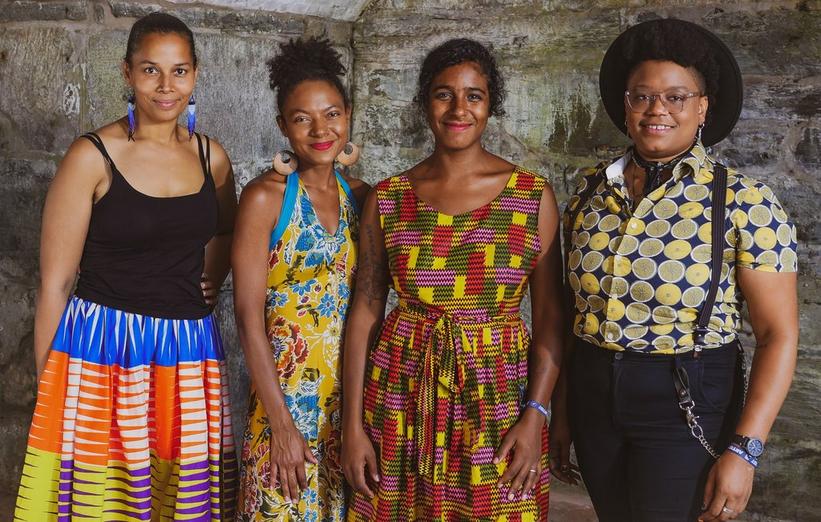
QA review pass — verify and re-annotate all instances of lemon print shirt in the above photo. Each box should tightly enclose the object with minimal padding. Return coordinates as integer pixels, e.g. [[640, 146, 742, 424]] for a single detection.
[[563, 141, 798, 354]]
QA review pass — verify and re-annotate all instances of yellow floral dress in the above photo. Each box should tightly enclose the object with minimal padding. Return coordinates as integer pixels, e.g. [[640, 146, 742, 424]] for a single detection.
[[238, 172, 359, 521]]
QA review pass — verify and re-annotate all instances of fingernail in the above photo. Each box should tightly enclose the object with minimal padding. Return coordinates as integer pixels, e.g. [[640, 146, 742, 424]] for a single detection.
[[492, 458, 499, 464], [507, 492, 514, 501]]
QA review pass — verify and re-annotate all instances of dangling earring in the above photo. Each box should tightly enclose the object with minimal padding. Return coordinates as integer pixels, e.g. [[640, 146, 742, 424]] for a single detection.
[[696, 122, 704, 143], [187, 95, 196, 139], [273, 150, 298, 176], [335, 142, 360, 167], [127, 94, 136, 141]]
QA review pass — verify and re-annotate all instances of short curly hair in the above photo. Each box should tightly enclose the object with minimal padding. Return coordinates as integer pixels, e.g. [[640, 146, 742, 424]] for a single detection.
[[416, 38, 506, 117], [621, 18, 720, 112], [267, 37, 350, 112]]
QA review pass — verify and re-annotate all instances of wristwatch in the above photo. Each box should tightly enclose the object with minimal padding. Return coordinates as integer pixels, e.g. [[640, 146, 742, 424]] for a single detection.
[[731, 434, 765, 457]]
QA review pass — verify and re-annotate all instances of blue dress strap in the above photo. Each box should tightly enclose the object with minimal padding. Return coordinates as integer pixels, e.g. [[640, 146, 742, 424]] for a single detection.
[[335, 170, 361, 215], [270, 173, 300, 249]]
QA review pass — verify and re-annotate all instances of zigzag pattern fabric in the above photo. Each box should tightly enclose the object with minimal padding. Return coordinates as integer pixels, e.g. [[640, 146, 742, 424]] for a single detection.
[[15, 296, 238, 520], [349, 168, 549, 521]]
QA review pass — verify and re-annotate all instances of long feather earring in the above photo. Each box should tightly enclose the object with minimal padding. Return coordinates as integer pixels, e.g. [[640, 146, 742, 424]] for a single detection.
[[127, 94, 136, 141], [187, 95, 196, 139]]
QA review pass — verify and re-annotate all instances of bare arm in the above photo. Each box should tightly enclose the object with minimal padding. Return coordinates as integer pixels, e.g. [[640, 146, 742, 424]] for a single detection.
[[701, 268, 798, 520], [496, 182, 565, 496], [231, 177, 315, 502], [34, 139, 107, 377], [341, 188, 390, 497], [203, 140, 238, 303]]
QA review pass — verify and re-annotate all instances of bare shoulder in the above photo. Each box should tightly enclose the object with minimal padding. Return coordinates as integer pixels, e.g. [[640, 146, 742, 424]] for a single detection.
[[57, 135, 110, 186], [200, 135, 234, 184], [239, 170, 288, 208]]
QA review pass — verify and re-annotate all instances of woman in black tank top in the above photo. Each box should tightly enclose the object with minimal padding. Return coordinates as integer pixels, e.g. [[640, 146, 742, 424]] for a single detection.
[[15, 13, 238, 521]]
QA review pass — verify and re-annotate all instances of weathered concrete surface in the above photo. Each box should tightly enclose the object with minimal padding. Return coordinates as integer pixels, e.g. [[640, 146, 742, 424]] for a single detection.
[[352, 1, 820, 520], [164, 0, 373, 22]]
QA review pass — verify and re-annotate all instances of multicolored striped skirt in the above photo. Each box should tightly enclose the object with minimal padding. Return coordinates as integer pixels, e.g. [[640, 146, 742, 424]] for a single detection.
[[14, 296, 238, 520]]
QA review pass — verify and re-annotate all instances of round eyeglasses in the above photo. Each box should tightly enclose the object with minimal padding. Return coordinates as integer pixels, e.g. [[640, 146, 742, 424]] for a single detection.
[[625, 90, 702, 114]]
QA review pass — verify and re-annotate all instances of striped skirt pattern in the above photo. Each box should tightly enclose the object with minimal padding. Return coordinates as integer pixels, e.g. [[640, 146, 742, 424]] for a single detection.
[[14, 296, 238, 520]]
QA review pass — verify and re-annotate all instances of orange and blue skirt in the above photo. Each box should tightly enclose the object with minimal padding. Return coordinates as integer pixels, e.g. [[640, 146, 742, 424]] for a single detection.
[[14, 296, 237, 520]]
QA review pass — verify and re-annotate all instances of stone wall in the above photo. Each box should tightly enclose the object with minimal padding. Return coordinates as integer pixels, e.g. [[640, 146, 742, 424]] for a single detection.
[[350, 1, 820, 520], [0, 0, 353, 501]]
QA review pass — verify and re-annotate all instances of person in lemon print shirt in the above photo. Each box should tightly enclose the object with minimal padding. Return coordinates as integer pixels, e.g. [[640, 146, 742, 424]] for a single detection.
[[549, 18, 799, 522], [232, 37, 369, 521]]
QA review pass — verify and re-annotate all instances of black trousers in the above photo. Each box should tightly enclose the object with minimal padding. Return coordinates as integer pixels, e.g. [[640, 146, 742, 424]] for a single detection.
[[569, 339, 741, 522]]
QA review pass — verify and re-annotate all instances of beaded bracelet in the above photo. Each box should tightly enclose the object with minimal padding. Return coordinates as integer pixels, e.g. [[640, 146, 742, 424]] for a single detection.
[[727, 443, 759, 468]]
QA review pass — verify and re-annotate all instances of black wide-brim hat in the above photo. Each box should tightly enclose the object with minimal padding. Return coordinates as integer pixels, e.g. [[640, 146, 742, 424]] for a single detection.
[[599, 18, 743, 147]]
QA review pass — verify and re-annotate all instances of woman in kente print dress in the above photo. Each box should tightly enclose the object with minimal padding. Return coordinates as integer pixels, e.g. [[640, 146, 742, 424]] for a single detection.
[[342, 39, 565, 521], [232, 38, 369, 520]]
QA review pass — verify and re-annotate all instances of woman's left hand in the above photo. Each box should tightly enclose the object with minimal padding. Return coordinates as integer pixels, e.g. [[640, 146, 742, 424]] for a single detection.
[[201, 272, 218, 307], [493, 409, 544, 501], [699, 452, 755, 521]]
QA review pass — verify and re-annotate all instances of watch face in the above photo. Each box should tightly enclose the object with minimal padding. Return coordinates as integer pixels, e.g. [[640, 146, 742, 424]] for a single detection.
[[746, 438, 765, 457]]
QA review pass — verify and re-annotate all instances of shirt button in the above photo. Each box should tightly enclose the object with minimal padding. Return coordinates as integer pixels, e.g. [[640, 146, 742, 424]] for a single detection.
[[614, 352, 623, 360]]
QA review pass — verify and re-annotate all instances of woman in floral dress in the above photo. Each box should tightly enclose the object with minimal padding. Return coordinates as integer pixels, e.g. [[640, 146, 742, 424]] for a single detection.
[[232, 37, 369, 520]]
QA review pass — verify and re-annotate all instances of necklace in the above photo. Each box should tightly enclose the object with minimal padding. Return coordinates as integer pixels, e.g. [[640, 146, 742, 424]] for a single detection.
[[630, 145, 693, 201]]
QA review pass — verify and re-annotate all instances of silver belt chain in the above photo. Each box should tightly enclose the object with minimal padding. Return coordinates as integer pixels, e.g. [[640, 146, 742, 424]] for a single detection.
[[675, 345, 748, 460]]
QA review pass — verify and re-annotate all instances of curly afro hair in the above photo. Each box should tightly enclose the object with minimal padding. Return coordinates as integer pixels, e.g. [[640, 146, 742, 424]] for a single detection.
[[416, 38, 506, 117], [621, 18, 720, 111], [267, 37, 349, 112]]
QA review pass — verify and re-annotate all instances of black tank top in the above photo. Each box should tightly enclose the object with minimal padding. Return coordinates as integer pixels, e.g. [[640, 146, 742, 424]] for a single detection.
[[75, 132, 218, 319]]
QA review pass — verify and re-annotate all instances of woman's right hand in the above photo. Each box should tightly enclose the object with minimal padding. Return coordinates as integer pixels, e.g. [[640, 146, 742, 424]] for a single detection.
[[268, 414, 317, 503], [342, 423, 379, 498]]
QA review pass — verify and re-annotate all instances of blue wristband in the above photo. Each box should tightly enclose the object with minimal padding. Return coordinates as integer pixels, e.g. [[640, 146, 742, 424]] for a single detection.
[[727, 443, 759, 468], [525, 400, 549, 420]]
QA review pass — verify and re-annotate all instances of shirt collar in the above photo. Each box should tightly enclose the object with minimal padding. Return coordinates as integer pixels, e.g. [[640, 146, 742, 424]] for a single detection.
[[603, 140, 710, 185]]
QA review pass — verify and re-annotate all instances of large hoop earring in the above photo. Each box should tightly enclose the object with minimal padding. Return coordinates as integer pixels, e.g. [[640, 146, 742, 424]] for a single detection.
[[187, 95, 196, 139], [335, 142, 360, 167], [127, 94, 136, 141], [273, 150, 298, 176]]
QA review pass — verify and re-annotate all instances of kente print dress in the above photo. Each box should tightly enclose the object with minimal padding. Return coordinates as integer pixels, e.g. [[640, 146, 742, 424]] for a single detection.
[[238, 172, 359, 521], [15, 133, 237, 520], [349, 168, 549, 521]]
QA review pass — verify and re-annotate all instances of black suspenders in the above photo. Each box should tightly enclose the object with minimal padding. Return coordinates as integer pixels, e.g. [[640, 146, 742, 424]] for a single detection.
[[672, 163, 746, 459]]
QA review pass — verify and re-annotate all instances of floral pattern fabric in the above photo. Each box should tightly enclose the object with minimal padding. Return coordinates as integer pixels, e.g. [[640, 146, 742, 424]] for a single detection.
[[238, 172, 358, 521]]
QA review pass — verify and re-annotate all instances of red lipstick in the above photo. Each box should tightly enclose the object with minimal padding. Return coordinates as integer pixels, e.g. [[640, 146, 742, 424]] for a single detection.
[[310, 141, 334, 151]]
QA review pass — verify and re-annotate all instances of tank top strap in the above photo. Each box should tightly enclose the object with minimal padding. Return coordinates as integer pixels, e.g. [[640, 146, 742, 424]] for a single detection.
[[81, 132, 118, 171], [194, 133, 214, 177]]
